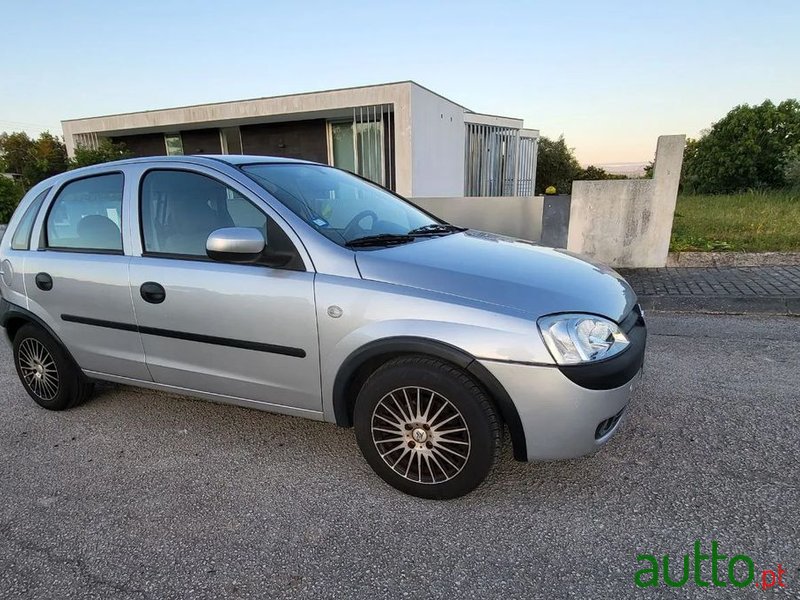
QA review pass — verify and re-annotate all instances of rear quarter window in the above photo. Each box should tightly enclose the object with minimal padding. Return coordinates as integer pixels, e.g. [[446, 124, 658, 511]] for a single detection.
[[10, 188, 50, 250]]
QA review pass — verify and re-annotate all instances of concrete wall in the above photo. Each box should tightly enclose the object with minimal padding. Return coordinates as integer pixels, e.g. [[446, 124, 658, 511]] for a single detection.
[[567, 135, 686, 268], [409, 86, 466, 198], [412, 196, 544, 242]]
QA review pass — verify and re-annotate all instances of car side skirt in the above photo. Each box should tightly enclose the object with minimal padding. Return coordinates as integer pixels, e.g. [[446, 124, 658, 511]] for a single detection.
[[83, 370, 326, 421]]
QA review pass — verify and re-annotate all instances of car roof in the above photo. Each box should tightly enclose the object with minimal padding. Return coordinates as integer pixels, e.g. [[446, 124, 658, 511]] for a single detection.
[[63, 154, 321, 175], [32, 155, 335, 192], [204, 154, 318, 166]]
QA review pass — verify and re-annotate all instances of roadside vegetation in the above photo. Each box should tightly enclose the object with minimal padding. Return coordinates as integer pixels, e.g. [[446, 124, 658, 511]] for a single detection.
[[535, 99, 800, 252], [0, 132, 132, 222], [671, 190, 800, 252], [667, 99, 800, 252]]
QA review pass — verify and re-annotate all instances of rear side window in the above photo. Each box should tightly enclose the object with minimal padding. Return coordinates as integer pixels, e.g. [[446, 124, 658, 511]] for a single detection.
[[10, 188, 50, 250], [46, 173, 124, 252]]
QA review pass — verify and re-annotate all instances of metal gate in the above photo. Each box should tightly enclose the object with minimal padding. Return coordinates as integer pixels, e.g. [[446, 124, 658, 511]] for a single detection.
[[464, 123, 537, 196]]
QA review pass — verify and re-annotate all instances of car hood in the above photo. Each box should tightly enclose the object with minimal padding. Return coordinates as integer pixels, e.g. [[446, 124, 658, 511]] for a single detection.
[[354, 231, 636, 321]]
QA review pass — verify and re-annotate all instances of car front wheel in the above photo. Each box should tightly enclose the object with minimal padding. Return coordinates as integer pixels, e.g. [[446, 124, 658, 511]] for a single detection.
[[354, 355, 501, 499]]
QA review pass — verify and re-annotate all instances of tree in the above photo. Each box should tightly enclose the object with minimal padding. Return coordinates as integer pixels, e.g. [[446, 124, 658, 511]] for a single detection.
[[681, 99, 800, 193], [535, 135, 582, 195], [0, 175, 25, 223], [0, 131, 68, 187], [70, 139, 133, 169], [574, 165, 628, 181]]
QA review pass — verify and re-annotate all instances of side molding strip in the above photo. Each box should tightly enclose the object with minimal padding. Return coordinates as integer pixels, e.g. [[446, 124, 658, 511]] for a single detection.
[[61, 314, 306, 358]]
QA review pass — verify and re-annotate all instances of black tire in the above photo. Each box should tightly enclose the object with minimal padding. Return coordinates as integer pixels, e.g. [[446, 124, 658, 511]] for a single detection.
[[354, 355, 501, 499], [12, 323, 94, 410]]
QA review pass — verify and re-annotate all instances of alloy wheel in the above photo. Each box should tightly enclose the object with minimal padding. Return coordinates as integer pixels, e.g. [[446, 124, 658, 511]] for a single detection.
[[371, 386, 471, 484], [18, 338, 60, 401]]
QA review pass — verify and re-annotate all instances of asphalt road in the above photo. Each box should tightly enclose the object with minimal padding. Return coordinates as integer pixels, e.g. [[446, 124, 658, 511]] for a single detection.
[[1, 313, 798, 599]]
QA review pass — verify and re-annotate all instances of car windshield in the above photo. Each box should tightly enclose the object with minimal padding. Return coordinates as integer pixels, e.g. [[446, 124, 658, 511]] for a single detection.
[[240, 163, 440, 246]]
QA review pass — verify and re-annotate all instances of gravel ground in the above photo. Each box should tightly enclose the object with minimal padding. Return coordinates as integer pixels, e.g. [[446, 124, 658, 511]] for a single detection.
[[0, 313, 798, 599]]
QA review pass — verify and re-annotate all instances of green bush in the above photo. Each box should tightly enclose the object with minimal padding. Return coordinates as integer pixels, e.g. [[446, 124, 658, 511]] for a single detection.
[[784, 147, 800, 190], [681, 99, 800, 194], [535, 136, 581, 195], [0, 176, 25, 224]]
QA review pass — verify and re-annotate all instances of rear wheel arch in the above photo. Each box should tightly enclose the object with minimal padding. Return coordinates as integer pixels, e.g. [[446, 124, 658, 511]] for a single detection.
[[1, 302, 82, 370], [332, 336, 528, 461], [4, 315, 29, 343]]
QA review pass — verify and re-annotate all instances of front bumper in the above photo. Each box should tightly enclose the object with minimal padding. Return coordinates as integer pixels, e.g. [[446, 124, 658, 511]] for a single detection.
[[480, 359, 641, 461]]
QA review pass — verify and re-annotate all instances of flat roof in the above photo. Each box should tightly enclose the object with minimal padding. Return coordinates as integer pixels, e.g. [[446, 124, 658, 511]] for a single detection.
[[62, 80, 469, 123]]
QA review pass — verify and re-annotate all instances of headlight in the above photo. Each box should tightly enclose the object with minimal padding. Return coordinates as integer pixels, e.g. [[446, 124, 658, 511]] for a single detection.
[[537, 313, 630, 365]]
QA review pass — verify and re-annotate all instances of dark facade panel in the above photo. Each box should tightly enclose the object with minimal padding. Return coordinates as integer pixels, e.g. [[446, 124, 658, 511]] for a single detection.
[[111, 133, 166, 157], [181, 128, 221, 155], [241, 120, 328, 163]]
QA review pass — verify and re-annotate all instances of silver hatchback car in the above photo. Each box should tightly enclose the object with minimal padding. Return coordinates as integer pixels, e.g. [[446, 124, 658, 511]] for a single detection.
[[0, 156, 645, 499]]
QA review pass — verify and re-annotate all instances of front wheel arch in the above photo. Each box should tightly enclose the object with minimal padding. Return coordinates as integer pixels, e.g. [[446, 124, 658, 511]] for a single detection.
[[332, 336, 528, 461]]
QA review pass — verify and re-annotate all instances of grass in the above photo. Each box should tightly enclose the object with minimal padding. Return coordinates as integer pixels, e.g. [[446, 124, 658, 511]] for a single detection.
[[670, 189, 800, 252]]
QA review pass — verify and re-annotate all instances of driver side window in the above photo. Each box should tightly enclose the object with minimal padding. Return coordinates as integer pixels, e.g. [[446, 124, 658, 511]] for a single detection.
[[139, 169, 303, 269]]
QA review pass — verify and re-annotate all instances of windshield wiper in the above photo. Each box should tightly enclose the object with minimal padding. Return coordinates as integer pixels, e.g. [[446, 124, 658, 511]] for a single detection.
[[345, 233, 415, 248], [407, 223, 467, 236]]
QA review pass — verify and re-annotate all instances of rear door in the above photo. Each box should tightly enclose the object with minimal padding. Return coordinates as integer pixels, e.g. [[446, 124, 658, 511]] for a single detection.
[[127, 165, 321, 414], [23, 170, 149, 380]]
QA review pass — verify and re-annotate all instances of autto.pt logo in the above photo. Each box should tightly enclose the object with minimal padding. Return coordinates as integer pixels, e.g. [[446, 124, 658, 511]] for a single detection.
[[635, 541, 790, 590]]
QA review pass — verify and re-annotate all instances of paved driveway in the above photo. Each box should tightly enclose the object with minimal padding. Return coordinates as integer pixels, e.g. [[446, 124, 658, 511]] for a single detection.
[[1, 313, 798, 598]]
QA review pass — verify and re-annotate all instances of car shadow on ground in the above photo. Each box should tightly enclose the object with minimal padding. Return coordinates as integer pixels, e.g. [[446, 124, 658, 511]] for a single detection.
[[79, 379, 631, 505]]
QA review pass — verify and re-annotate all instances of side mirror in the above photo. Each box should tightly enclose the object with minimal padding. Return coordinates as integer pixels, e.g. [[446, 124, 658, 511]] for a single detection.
[[206, 227, 265, 263]]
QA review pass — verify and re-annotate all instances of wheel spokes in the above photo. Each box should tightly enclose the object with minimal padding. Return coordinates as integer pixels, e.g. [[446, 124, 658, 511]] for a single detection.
[[371, 386, 471, 485], [17, 338, 59, 401]]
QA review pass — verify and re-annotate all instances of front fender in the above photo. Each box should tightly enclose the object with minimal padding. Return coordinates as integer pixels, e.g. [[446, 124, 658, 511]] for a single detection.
[[315, 275, 552, 461]]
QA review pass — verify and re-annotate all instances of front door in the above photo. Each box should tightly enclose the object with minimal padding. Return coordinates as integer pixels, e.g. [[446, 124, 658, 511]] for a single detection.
[[129, 167, 321, 413]]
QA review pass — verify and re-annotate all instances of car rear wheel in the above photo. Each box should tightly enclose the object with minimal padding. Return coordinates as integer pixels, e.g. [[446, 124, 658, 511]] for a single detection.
[[12, 323, 94, 410], [354, 356, 501, 499]]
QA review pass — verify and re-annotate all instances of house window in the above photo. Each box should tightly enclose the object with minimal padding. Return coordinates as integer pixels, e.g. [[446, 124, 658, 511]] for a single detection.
[[164, 133, 184, 156]]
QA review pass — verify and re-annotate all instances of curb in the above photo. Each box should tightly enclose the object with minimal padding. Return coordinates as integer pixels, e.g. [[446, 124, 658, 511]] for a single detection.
[[666, 251, 800, 267], [639, 295, 800, 316]]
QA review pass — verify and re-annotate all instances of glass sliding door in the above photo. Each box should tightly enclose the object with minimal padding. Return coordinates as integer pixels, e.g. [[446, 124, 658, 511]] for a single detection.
[[330, 121, 356, 173], [355, 120, 384, 185], [329, 105, 390, 188]]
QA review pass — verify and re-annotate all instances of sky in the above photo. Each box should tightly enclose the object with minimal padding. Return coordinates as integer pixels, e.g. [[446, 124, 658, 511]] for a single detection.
[[1, 0, 798, 166]]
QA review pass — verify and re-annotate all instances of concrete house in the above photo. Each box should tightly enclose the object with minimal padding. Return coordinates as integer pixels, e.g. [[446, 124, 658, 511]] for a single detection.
[[61, 81, 539, 198]]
